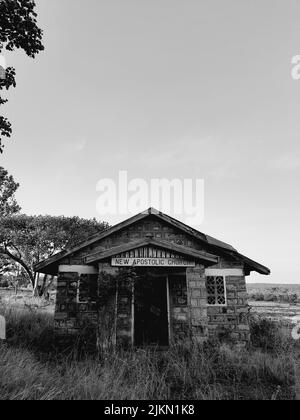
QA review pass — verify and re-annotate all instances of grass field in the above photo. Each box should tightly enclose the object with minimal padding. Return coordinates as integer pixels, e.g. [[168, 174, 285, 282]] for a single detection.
[[247, 283, 300, 325], [0, 288, 55, 314], [0, 296, 299, 400]]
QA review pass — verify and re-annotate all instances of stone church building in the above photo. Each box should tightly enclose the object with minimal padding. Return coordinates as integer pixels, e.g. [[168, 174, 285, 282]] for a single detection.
[[35, 208, 270, 347]]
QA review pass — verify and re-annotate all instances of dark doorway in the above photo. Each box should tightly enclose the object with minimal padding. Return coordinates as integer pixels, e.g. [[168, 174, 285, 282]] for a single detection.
[[134, 269, 169, 346]]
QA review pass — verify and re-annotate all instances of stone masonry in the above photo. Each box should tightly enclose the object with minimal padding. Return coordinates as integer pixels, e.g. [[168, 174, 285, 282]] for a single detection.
[[207, 275, 250, 345], [187, 265, 208, 344], [50, 214, 255, 348]]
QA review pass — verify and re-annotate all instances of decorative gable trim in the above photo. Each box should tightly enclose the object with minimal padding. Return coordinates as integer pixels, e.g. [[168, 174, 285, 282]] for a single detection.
[[85, 238, 218, 265]]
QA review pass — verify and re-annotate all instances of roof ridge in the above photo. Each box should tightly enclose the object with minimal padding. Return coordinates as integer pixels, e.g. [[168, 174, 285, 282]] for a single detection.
[[34, 208, 269, 276]]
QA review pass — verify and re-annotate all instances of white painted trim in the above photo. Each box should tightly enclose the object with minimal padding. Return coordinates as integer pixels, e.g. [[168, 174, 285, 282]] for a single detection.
[[58, 265, 98, 274], [205, 269, 243, 306], [205, 268, 243, 276]]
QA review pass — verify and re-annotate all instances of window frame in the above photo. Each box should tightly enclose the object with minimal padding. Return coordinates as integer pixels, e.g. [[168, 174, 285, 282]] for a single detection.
[[205, 275, 227, 307]]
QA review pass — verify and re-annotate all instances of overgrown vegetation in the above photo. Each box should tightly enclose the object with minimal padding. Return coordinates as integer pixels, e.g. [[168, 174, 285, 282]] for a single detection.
[[248, 286, 300, 304], [249, 315, 294, 352], [0, 305, 297, 400]]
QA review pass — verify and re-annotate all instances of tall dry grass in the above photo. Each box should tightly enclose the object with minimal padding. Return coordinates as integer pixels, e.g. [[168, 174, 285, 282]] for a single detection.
[[0, 304, 297, 400]]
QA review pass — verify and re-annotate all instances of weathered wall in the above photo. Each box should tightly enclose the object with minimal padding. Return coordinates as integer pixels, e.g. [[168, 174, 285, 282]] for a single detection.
[[53, 217, 250, 347], [206, 269, 250, 346], [54, 266, 250, 347], [186, 265, 208, 344], [54, 265, 99, 338], [97, 264, 118, 349]]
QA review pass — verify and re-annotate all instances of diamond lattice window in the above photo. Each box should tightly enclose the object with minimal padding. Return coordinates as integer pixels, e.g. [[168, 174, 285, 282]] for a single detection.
[[206, 276, 226, 306]]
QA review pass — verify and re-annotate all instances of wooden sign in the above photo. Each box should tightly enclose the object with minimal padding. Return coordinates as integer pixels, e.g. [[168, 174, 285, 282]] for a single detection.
[[111, 257, 195, 267]]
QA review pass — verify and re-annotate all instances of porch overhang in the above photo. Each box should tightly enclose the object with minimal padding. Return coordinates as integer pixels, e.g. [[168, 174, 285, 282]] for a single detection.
[[84, 238, 219, 267]]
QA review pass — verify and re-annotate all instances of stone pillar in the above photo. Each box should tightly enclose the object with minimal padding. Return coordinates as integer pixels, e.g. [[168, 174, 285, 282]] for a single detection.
[[98, 263, 119, 349], [115, 268, 134, 348], [186, 264, 208, 344]]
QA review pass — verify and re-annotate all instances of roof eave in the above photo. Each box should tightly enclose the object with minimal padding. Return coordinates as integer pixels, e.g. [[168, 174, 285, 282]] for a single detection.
[[237, 253, 271, 275]]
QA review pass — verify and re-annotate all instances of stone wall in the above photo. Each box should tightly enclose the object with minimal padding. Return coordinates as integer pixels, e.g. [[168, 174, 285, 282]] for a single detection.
[[54, 265, 250, 347], [54, 266, 99, 339], [52, 216, 251, 347], [186, 265, 208, 344], [97, 264, 119, 349], [207, 274, 250, 346], [55, 271, 79, 336]]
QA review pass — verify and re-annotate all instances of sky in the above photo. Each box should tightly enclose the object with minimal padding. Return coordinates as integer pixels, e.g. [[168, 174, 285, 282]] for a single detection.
[[1, 0, 300, 283]]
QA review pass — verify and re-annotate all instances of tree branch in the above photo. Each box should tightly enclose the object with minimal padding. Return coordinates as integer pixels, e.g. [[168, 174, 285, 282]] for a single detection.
[[0, 245, 35, 286]]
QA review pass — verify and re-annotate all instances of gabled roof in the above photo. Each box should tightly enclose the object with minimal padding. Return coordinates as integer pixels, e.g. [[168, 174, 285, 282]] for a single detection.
[[34, 207, 270, 275], [84, 237, 218, 265]]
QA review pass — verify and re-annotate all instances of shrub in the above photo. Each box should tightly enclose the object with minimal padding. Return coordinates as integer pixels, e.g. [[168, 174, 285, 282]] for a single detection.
[[0, 304, 55, 354], [0, 279, 9, 288], [249, 315, 294, 353]]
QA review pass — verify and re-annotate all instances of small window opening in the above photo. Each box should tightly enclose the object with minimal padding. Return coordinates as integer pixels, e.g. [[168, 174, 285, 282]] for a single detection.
[[206, 276, 226, 306]]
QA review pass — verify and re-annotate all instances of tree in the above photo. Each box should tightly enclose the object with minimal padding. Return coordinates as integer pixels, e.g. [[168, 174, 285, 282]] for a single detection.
[[0, 215, 109, 295], [0, 254, 13, 275], [0, 166, 20, 216], [0, 166, 20, 276], [0, 0, 44, 152]]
